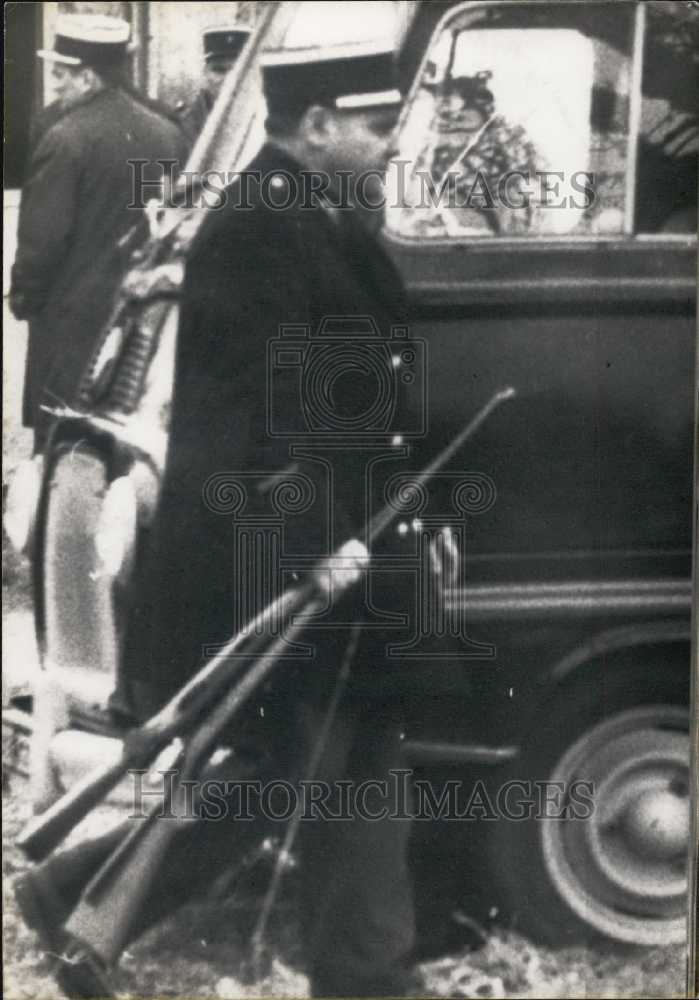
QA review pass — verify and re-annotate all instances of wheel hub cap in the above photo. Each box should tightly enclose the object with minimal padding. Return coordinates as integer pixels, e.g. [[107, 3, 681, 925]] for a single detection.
[[541, 704, 689, 945], [623, 785, 689, 861]]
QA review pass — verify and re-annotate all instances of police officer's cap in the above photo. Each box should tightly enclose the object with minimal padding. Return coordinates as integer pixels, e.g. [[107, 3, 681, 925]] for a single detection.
[[261, 40, 402, 116], [38, 14, 131, 68], [204, 26, 251, 63]]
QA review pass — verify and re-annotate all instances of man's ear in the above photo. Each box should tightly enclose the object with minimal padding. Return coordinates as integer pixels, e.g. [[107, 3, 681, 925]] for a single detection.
[[81, 65, 100, 92], [299, 104, 335, 149]]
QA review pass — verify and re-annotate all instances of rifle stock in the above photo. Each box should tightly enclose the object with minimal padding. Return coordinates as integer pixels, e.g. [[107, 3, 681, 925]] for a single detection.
[[18, 583, 312, 861], [64, 605, 322, 966]]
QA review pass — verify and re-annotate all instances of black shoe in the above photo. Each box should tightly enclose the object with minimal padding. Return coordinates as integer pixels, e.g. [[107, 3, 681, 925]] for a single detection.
[[15, 871, 116, 998], [53, 941, 116, 999], [14, 869, 70, 955]]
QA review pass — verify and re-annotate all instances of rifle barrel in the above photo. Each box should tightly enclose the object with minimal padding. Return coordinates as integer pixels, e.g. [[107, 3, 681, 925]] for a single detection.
[[367, 387, 515, 543], [17, 758, 127, 862]]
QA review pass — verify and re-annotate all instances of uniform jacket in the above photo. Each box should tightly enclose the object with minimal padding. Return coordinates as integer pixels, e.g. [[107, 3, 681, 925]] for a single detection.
[[177, 89, 214, 148], [119, 143, 412, 718], [28, 100, 66, 152], [10, 86, 187, 438]]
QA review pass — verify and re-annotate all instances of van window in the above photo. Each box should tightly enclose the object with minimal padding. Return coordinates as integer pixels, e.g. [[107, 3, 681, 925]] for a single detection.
[[636, 2, 698, 234], [386, 1, 697, 240]]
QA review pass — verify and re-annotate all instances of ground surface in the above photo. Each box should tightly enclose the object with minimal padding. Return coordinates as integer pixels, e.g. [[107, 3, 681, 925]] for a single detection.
[[1, 310, 688, 998], [1, 771, 687, 999]]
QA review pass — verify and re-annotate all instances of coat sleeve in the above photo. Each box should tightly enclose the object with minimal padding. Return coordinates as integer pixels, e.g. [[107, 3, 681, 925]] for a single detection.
[[168, 208, 357, 557], [10, 126, 82, 318]]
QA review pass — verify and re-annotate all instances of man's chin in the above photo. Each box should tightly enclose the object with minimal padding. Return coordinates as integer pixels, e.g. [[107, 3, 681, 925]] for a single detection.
[[350, 170, 387, 209], [355, 201, 385, 235]]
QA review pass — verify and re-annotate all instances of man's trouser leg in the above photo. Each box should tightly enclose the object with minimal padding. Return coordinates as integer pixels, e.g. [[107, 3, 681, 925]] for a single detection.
[[16, 786, 261, 952], [299, 701, 416, 997]]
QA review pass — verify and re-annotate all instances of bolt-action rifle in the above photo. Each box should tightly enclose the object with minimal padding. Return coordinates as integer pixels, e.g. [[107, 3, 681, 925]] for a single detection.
[[18, 387, 516, 969]]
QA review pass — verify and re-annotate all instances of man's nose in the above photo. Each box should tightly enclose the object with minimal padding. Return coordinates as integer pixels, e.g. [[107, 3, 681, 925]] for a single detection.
[[382, 139, 401, 170], [384, 123, 401, 160]]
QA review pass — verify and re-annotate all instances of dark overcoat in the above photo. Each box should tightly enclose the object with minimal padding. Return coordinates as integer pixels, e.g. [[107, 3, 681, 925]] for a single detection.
[[176, 89, 214, 148], [121, 143, 410, 713], [10, 86, 187, 441]]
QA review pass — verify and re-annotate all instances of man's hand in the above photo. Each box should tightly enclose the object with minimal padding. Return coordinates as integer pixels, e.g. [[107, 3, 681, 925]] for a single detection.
[[314, 539, 370, 596]]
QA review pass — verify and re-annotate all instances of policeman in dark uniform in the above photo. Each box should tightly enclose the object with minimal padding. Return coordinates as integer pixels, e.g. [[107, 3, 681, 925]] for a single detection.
[[15, 40, 420, 999], [176, 24, 251, 146], [9, 14, 187, 452]]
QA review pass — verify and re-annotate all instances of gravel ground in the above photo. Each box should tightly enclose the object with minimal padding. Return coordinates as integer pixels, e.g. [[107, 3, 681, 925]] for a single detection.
[[1, 688, 687, 1000]]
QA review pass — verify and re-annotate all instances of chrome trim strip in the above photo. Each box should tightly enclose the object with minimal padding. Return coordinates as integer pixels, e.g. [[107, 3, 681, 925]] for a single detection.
[[444, 579, 692, 620], [403, 739, 519, 765]]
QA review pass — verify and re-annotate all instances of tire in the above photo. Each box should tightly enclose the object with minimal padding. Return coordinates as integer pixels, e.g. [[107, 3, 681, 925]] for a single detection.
[[486, 647, 690, 947]]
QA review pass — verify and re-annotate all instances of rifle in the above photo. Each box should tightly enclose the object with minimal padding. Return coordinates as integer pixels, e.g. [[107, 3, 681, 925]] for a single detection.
[[19, 386, 514, 866], [19, 388, 516, 967]]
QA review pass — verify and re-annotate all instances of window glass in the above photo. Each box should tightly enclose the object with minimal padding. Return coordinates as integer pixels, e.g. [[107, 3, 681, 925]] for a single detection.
[[387, 2, 636, 240], [636, 1, 698, 234]]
